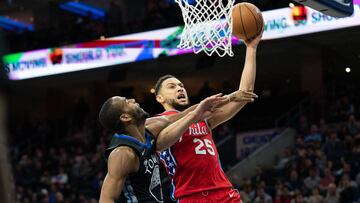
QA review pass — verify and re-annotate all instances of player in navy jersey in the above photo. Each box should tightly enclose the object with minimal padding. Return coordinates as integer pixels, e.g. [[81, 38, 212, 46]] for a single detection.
[[98, 94, 248, 203]]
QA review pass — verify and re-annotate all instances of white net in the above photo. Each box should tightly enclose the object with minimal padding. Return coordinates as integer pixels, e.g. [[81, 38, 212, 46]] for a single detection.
[[175, 0, 235, 57]]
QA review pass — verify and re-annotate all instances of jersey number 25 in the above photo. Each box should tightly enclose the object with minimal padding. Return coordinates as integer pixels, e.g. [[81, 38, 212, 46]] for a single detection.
[[193, 138, 215, 156]]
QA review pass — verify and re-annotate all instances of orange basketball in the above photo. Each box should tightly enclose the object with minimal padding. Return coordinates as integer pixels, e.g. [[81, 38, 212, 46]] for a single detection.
[[232, 3, 264, 41]]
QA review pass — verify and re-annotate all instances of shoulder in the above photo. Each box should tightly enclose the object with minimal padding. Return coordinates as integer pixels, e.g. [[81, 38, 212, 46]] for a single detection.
[[108, 146, 139, 173], [145, 116, 169, 126], [109, 146, 138, 162], [110, 145, 135, 155]]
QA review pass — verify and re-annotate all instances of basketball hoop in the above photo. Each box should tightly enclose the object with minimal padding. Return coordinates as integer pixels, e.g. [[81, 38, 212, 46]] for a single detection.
[[175, 0, 235, 57]]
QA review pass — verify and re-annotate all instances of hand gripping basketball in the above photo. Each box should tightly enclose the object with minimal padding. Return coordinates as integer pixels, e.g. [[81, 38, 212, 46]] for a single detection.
[[232, 3, 264, 42]]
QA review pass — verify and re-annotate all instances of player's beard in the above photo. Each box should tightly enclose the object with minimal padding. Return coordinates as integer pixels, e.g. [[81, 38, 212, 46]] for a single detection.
[[167, 98, 190, 111]]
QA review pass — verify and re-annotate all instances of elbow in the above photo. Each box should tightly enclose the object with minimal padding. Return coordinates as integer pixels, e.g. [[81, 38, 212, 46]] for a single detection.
[[155, 137, 165, 151], [156, 138, 173, 151]]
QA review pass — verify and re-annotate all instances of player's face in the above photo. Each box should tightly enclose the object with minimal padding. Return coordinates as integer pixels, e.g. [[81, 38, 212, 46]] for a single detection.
[[159, 78, 189, 110], [118, 97, 149, 123]]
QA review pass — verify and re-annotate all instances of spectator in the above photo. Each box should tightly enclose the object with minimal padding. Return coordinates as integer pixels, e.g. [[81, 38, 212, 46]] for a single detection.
[[304, 125, 322, 146], [275, 148, 294, 171], [335, 162, 355, 181], [48, 184, 57, 203], [274, 185, 292, 203], [347, 115, 360, 136], [324, 183, 339, 203], [343, 135, 354, 158], [287, 170, 302, 191], [51, 167, 68, 185], [251, 166, 267, 187], [308, 187, 324, 203], [299, 158, 313, 179], [351, 135, 360, 170], [254, 187, 273, 203], [320, 168, 335, 190], [304, 168, 321, 193], [40, 171, 51, 188], [295, 137, 305, 148], [340, 96, 355, 118], [322, 132, 345, 166], [314, 149, 327, 172], [291, 190, 306, 203], [71, 155, 90, 182], [329, 100, 342, 120], [338, 174, 358, 203], [338, 125, 350, 141], [55, 192, 65, 203], [240, 178, 255, 203]]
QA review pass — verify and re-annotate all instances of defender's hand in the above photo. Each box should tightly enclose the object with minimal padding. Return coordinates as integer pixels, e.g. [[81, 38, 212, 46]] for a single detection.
[[228, 90, 258, 103], [192, 93, 229, 122]]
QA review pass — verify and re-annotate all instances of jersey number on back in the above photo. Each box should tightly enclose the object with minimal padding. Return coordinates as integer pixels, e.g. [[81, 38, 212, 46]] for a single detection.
[[193, 138, 215, 156]]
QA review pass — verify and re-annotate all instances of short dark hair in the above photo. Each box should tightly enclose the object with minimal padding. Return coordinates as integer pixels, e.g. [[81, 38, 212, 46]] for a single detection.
[[99, 97, 124, 133], [154, 75, 176, 95]]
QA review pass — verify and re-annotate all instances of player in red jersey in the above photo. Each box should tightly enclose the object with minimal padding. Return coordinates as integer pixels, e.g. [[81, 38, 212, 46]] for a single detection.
[[154, 31, 263, 202]]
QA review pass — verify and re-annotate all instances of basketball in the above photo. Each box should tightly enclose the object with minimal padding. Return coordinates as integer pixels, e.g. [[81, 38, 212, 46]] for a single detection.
[[232, 3, 264, 41]]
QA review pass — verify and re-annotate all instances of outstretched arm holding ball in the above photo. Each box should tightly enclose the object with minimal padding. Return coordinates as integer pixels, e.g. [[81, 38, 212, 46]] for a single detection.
[[207, 21, 264, 129]]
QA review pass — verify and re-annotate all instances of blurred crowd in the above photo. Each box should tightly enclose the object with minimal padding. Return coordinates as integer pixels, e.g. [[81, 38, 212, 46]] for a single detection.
[[236, 113, 360, 202], [12, 116, 107, 203]]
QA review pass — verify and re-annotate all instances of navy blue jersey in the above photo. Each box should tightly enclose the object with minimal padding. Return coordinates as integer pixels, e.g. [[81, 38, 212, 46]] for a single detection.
[[105, 130, 163, 203]]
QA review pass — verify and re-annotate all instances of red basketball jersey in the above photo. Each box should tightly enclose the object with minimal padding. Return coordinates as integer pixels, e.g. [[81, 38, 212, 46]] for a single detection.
[[159, 110, 233, 199]]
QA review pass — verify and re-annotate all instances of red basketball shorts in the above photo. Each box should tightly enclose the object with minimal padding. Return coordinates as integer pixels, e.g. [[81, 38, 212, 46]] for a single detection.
[[177, 188, 242, 203]]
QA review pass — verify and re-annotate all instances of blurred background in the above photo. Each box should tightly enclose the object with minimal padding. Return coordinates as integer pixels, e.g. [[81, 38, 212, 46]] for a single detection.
[[1, 0, 360, 202]]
